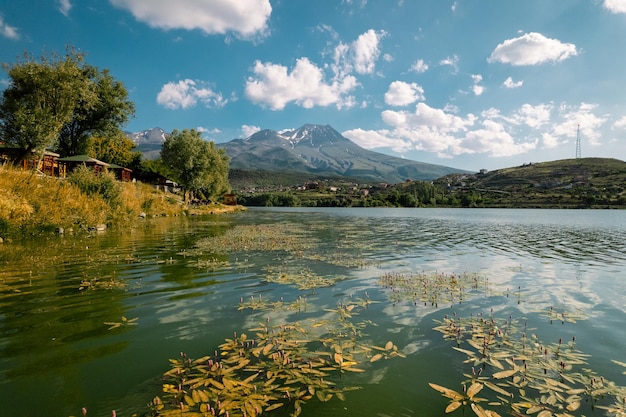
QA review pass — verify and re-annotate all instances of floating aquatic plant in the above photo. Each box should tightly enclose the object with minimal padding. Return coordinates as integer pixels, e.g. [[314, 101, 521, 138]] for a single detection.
[[238, 294, 307, 312], [540, 306, 586, 324], [188, 224, 317, 256], [104, 316, 138, 331], [430, 312, 626, 417], [379, 270, 488, 307], [151, 298, 404, 417], [263, 265, 344, 290], [79, 275, 127, 291]]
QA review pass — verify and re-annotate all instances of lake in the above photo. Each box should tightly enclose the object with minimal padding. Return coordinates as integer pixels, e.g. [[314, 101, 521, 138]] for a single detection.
[[1, 208, 625, 417]]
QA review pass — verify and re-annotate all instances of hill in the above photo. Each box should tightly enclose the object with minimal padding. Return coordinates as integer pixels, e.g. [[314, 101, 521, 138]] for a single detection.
[[430, 157, 626, 208], [236, 157, 626, 208], [219, 124, 469, 185]]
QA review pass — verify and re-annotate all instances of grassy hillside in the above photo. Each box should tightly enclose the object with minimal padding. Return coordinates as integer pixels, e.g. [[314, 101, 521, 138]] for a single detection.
[[0, 166, 242, 238], [235, 158, 626, 208], [434, 157, 626, 208]]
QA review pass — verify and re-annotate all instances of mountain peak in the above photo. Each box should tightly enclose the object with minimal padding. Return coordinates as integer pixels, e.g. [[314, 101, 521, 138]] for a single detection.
[[280, 124, 346, 147]]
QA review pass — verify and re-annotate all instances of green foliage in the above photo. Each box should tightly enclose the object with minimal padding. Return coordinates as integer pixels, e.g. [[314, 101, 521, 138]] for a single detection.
[[0, 47, 134, 163], [240, 192, 301, 207], [88, 130, 141, 168], [0, 48, 96, 158], [67, 165, 122, 208], [56, 66, 135, 157], [161, 129, 230, 202], [136, 158, 172, 183]]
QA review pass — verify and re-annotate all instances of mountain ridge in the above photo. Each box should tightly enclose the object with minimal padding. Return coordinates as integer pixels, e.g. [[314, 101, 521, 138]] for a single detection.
[[220, 124, 469, 183], [127, 124, 470, 184]]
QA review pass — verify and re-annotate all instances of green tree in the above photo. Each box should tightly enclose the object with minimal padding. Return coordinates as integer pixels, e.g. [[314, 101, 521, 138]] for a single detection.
[[89, 130, 141, 168], [57, 67, 135, 157], [0, 49, 96, 161], [160, 129, 230, 202]]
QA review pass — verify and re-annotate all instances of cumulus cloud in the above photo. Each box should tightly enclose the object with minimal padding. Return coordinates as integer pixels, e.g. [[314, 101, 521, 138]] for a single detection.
[[551, 102, 606, 146], [0, 16, 19, 40], [503, 76, 523, 88], [603, 0, 626, 13], [109, 0, 271, 39], [410, 59, 429, 73], [343, 101, 608, 159], [157, 79, 228, 110], [384, 81, 425, 106], [333, 29, 387, 76], [471, 74, 485, 96], [59, 0, 72, 16], [488, 32, 578, 66], [613, 115, 626, 129], [513, 103, 553, 128], [242, 124, 261, 137], [245, 58, 358, 110]]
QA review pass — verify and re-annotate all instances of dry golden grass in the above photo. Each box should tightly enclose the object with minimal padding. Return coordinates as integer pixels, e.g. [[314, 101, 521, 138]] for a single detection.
[[0, 165, 243, 236], [0, 166, 108, 232]]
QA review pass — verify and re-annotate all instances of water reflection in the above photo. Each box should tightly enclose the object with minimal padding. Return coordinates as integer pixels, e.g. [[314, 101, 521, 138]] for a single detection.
[[0, 209, 625, 416]]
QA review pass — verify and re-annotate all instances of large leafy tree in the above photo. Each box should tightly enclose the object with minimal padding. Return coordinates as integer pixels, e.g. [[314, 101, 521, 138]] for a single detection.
[[0, 48, 134, 162], [161, 129, 230, 202], [89, 130, 141, 168], [57, 66, 135, 157], [0, 49, 96, 160]]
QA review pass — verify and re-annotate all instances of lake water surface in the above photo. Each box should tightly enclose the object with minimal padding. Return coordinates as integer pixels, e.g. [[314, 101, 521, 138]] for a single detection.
[[1, 208, 625, 416]]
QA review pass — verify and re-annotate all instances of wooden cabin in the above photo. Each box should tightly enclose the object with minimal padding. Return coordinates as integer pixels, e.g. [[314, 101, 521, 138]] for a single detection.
[[108, 163, 133, 182], [0, 144, 62, 176], [223, 193, 237, 205], [57, 155, 110, 176]]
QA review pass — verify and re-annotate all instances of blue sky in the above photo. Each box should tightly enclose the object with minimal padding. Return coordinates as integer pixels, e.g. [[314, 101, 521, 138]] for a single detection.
[[2, 0, 626, 171]]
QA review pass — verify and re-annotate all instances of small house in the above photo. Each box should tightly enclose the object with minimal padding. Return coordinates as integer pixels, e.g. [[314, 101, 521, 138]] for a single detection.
[[0, 144, 62, 176], [108, 163, 133, 182], [57, 155, 110, 176], [223, 193, 237, 205]]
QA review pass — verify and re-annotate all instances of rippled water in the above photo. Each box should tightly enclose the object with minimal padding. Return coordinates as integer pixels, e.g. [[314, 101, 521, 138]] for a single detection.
[[1, 208, 625, 416]]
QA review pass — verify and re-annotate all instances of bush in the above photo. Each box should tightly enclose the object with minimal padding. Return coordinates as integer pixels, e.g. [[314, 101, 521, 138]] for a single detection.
[[67, 165, 122, 208]]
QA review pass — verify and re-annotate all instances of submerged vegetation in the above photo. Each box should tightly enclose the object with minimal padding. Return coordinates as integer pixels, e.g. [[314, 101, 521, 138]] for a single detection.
[[151, 298, 404, 417], [138, 221, 626, 417]]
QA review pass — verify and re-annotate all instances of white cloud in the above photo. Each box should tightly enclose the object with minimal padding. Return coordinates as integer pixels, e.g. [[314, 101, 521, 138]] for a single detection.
[[463, 119, 536, 157], [0, 16, 19, 40], [59, 0, 72, 16], [503, 76, 523, 89], [245, 58, 358, 110], [439, 55, 459, 73], [342, 128, 413, 153], [242, 125, 261, 137], [471, 74, 484, 96], [603, 0, 626, 13], [109, 0, 271, 39], [197, 127, 221, 135], [550, 103, 606, 146], [613, 115, 626, 129], [334, 29, 387, 76], [542, 132, 561, 149], [410, 59, 429, 73], [384, 81, 425, 106], [156, 79, 228, 110], [488, 32, 578, 66], [344, 101, 608, 159]]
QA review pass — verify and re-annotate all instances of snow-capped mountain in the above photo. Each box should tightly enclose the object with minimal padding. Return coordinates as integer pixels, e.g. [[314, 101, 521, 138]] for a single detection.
[[127, 124, 468, 183], [221, 124, 468, 183], [126, 127, 167, 160]]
